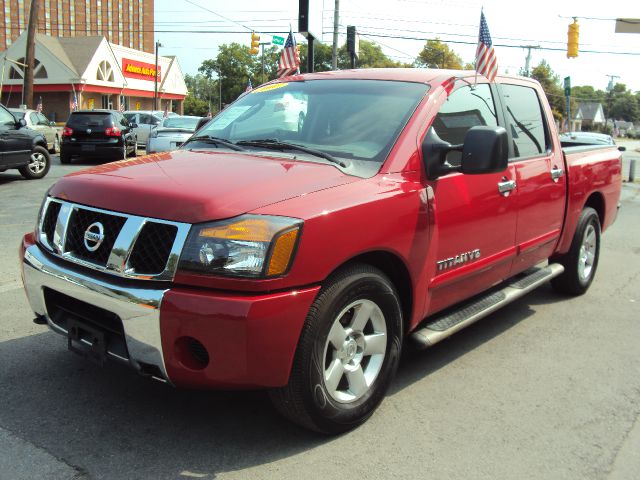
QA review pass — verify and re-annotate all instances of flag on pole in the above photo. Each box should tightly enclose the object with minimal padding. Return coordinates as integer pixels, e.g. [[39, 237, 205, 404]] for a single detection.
[[119, 100, 126, 112], [277, 29, 301, 78], [245, 77, 253, 92], [475, 10, 498, 82], [36, 96, 43, 113], [70, 92, 78, 111], [163, 102, 169, 118]]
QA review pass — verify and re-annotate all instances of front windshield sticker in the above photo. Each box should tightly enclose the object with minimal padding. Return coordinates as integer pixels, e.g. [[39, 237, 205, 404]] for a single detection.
[[252, 83, 288, 93], [210, 105, 253, 129]]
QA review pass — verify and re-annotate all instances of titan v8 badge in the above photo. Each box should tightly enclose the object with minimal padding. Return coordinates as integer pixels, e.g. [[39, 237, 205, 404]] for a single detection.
[[437, 249, 481, 271]]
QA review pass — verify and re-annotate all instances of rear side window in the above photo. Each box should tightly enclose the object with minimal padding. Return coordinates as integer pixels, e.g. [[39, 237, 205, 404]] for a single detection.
[[67, 113, 113, 128], [432, 83, 498, 165], [500, 84, 549, 158]]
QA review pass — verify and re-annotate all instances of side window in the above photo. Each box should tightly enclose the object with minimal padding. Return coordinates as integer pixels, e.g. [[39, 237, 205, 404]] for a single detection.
[[119, 114, 129, 127], [30, 112, 40, 125], [140, 114, 153, 125], [500, 84, 549, 158], [0, 106, 15, 126], [432, 84, 498, 165], [37, 113, 49, 125]]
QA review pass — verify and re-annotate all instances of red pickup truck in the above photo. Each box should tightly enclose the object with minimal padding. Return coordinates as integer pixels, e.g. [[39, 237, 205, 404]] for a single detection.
[[20, 69, 622, 434]]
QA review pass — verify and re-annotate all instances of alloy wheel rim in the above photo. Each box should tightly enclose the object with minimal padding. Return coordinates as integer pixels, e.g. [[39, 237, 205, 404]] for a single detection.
[[322, 299, 387, 403], [28, 152, 46, 174], [578, 224, 597, 282]]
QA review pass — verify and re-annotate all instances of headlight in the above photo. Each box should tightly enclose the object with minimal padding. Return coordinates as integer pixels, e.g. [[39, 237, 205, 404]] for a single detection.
[[178, 215, 302, 278]]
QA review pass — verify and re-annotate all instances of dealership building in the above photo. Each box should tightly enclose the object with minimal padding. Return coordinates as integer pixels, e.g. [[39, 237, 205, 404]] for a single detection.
[[1, 32, 187, 122]]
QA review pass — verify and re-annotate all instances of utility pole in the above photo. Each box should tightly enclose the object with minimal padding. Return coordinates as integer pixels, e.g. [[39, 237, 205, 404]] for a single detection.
[[23, 0, 39, 108], [331, 0, 339, 69], [521, 45, 540, 76], [259, 41, 271, 84], [154, 40, 162, 110], [606, 74, 620, 131]]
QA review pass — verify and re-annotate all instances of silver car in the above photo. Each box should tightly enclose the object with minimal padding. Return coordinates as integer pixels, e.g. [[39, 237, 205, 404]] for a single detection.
[[9, 108, 60, 153], [146, 115, 202, 153]]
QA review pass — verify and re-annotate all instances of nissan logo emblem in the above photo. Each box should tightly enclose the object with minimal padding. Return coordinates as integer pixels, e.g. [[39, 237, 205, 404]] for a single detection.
[[83, 222, 105, 252], [86, 128, 92, 134]]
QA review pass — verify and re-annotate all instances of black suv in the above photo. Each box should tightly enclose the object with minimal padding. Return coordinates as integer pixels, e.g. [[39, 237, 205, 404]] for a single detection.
[[60, 110, 137, 164], [0, 103, 51, 179]]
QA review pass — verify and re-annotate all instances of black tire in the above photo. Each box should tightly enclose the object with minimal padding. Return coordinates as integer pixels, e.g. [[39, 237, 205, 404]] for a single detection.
[[59, 152, 72, 164], [19, 146, 51, 180], [551, 207, 601, 295], [269, 263, 403, 434]]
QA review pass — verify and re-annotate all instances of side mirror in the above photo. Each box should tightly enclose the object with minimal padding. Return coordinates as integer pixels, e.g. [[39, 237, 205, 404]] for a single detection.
[[49, 121, 56, 126], [422, 126, 508, 180], [459, 126, 509, 175], [130, 123, 138, 128], [16, 118, 27, 128], [618, 145, 626, 152]]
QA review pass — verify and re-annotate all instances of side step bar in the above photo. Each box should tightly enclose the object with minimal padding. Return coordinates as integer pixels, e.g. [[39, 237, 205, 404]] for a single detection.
[[411, 263, 565, 349]]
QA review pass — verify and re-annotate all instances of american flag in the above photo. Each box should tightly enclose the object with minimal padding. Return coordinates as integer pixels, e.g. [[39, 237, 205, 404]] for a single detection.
[[277, 30, 300, 78], [245, 77, 253, 92], [119, 101, 126, 112], [475, 10, 498, 82], [36, 96, 43, 113], [70, 92, 78, 111]]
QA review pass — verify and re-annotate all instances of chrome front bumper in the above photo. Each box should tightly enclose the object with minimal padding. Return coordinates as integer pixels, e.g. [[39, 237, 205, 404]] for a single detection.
[[22, 243, 170, 383]]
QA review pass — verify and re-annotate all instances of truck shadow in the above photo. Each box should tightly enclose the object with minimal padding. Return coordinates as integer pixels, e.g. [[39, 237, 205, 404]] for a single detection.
[[0, 284, 564, 479]]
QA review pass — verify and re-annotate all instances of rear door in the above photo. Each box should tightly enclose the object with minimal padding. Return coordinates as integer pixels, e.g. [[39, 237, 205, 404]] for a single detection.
[[497, 83, 566, 274], [426, 82, 518, 314]]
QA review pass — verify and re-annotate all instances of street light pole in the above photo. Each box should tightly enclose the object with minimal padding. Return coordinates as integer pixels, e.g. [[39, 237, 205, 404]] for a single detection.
[[259, 42, 271, 84], [154, 41, 162, 111]]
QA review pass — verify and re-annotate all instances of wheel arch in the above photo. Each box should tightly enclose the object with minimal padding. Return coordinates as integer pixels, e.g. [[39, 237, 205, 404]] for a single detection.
[[326, 250, 414, 336], [584, 191, 605, 227]]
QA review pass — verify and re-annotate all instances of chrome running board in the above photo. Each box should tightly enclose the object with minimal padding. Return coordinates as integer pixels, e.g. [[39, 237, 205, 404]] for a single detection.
[[412, 263, 565, 348]]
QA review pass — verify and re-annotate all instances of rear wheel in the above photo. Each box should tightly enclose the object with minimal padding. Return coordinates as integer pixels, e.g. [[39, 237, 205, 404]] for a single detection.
[[269, 264, 403, 434], [19, 146, 51, 179], [551, 207, 601, 295]]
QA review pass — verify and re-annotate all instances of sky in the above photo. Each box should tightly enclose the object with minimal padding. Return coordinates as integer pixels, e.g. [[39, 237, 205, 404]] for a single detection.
[[155, 0, 640, 93]]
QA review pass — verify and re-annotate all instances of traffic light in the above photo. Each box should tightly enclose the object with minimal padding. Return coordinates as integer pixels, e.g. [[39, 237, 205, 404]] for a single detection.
[[567, 18, 579, 58], [250, 32, 260, 55]]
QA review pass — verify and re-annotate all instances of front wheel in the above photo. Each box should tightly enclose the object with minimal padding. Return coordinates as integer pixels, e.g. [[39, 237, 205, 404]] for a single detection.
[[269, 264, 403, 434], [19, 146, 51, 179], [551, 207, 601, 295]]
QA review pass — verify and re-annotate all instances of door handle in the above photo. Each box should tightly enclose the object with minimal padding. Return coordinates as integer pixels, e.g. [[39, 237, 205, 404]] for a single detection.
[[550, 166, 564, 182], [497, 178, 516, 196]]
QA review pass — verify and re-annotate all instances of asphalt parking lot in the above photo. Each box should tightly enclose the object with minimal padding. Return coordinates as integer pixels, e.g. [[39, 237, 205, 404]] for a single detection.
[[1, 148, 639, 480]]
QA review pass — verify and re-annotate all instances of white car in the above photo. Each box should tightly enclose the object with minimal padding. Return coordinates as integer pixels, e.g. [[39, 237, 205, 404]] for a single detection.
[[229, 92, 308, 139], [146, 115, 202, 153], [9, 108, 60, 153], [124, 110, 178, 147]]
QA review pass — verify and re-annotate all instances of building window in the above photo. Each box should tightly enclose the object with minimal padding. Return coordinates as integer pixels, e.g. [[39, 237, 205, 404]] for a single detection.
[[102, 95, 113, 109], [9, 58, 48, 80], [97, 60, 115, 82], [86, 3, 91, 34], [70, 1, 75, 34]]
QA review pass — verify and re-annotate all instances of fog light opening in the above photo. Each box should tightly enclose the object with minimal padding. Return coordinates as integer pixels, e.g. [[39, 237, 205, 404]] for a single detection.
[[175, 336, 210, 370]]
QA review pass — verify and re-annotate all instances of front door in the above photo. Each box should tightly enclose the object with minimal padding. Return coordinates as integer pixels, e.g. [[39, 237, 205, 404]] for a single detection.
[[426, 82, 518, 315], [0, 106, 31, 167]]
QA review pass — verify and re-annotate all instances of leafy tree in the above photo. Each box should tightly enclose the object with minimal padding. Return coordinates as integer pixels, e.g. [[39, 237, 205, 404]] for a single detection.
[[414, 39, 464, 69], [337, 41, 410, 69], [608, 84, 639, 122], [198, 43, 256, 105], [183, 95, 211, 116]]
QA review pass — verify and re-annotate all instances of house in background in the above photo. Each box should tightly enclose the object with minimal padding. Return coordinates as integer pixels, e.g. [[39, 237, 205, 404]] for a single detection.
[[613, 120, 635, 137], [575, 102, 606, 130]]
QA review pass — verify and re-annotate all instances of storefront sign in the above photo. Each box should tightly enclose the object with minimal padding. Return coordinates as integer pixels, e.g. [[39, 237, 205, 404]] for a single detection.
[[88, 98, 94, 109], [122, 58, 161, 82], [135, 101, 141, 110]]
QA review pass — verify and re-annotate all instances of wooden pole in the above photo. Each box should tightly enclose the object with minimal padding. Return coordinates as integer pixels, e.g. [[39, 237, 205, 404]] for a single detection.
[[23, 0, 39, 108]]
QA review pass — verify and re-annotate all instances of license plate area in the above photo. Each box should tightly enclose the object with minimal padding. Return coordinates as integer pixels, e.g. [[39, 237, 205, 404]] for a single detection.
[[81, 144, 96, 151], [67, 316, 106, 365]]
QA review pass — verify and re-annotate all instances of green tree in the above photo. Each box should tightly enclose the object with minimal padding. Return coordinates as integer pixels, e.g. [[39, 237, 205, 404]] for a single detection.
[[198, 43, 257, 105], [414, 39, 464, 69], [608, 84, 639, 122], [183, 95, 210, 116], [299, 39, 408, 72]]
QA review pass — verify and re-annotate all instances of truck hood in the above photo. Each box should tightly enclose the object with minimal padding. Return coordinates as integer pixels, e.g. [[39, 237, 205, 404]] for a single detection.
[[50, 149, 358, 223]]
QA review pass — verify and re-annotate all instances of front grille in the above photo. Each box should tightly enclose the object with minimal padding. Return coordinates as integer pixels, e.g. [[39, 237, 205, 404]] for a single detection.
[[128, 222, 178, 274], [64, 208, 126, 265], [42, 201, 61, 245], [37, 198, 189, 281]]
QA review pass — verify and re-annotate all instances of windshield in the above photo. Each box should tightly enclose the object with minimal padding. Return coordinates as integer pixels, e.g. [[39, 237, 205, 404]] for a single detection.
[[8, 109, 26, 119], [191, 79, 429, 177], [162, 116, 200, 130]]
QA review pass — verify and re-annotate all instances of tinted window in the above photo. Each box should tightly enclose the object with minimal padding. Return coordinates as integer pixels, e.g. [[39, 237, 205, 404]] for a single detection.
[[501, 84, 548, 158], [432, 84, 498, 165], [123, 113, 137, 123], [0, 106, 15, 126], [37, 113, 49, 125], [162, 117, 200, 130], [67, 113, 113, 128], [30, 112, 40, 125]]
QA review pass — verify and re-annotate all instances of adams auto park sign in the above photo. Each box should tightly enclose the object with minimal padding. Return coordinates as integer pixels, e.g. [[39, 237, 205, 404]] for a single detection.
[[122, 58, 161, 82]]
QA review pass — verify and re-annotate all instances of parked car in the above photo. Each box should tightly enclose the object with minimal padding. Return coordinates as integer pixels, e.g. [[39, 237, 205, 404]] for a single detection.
[[560, 131, 626, 151], [59, 110, 137, 164], [21, 70, 622, 433], [124, 110, 179, 147], [0, 103, 51, 179], [228, 92, 307, 139], [146, 115, 202, 153], [9, 108, 60, 154]]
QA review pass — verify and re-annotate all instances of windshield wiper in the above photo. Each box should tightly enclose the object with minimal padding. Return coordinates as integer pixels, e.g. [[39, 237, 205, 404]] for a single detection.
[[183, 135, 245, 151], [236, 139, 347, 168]]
